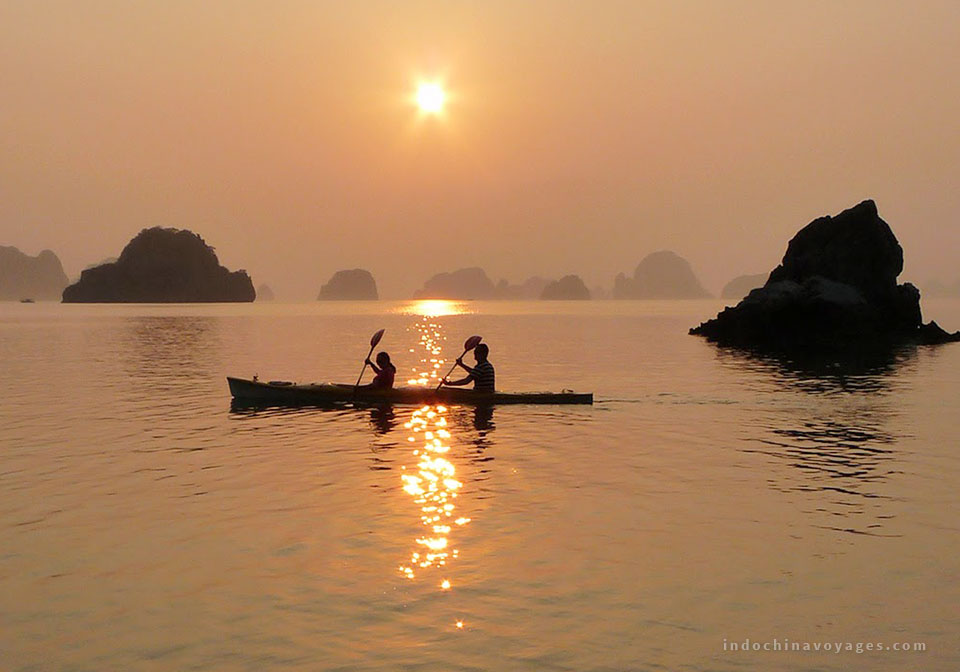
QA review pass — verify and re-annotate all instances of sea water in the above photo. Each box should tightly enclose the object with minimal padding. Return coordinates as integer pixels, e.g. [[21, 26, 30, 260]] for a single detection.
[[1, 299, 958, 671]]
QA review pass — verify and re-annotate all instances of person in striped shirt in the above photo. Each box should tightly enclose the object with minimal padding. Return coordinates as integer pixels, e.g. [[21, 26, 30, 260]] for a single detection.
[[441, 343, 495, 393]]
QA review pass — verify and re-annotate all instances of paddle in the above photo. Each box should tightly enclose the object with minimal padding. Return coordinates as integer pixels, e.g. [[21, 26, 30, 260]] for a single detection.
[[354, 328, 386, 391], [437, 335, 482, 390]]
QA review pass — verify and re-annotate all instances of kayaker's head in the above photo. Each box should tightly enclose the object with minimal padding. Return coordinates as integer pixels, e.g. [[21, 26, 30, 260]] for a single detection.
[[376, 351, 393, 369], [474, 343, 489, 363]]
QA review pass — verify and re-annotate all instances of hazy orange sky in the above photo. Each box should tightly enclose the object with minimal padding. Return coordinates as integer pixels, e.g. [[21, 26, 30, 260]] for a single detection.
[[2, 1, 959, 298]]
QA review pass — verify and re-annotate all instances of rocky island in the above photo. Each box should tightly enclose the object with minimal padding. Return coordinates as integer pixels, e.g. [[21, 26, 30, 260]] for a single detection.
[[414, 267, 496, 300], [614, 251, 711, 299], [0, 246, 69, 301], [62, 228, 255, 303], [540, 274, 591, 300], [317, 269, 378, 300], [256, 284, 275, 301], [690, 200, 960, 348]]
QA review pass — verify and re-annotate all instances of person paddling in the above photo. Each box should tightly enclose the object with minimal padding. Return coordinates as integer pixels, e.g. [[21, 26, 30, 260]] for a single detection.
[[441, 343, 495, 392], [363, 351, 396, 389]]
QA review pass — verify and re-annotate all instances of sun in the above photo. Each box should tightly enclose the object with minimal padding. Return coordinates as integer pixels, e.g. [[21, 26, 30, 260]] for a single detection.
[[415, 82, 446, 114]]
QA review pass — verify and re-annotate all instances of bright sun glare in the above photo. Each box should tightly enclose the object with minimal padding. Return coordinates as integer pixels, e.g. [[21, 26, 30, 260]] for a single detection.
[[416, 83, 446, 114]]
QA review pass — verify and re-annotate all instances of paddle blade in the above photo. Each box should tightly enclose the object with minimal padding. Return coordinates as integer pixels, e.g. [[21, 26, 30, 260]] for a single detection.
[[463, 335, 483, 351], [370, 328, 386, 348]]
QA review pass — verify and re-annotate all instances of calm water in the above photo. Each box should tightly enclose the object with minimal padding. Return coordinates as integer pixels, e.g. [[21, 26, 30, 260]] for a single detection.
[[1, 300, 959, 671]]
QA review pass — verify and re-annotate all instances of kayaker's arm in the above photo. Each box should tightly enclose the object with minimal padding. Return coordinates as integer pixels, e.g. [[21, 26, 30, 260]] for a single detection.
[[454, 357, 477, 375], [442, 372, 474, 387], [365, 357, 382, 374]]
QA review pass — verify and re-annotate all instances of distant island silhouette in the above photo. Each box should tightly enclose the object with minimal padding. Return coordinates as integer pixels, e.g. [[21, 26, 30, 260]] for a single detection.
[[541, 274, 591, 300], [62, 228, 255, 303], [0, 246, 69, 301], [317, 269, 378, 300], [690, 200, 960, 347], [414, 267, 496, 300], [721, 273, 768, 301], [413, 268, 593, 300], [256, 284, 275, 301], [613, 251, 711, 299], [494, 276, 550, 300]]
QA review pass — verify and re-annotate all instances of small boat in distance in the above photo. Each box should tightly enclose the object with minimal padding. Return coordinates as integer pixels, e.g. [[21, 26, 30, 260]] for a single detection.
[[227, 377, 593, 406], [20, 298, 35, 303]]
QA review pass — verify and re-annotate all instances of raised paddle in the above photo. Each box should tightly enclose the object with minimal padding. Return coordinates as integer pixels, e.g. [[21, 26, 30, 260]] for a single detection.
[[437, 335, 483, 390], [354, 328, 386, 391]]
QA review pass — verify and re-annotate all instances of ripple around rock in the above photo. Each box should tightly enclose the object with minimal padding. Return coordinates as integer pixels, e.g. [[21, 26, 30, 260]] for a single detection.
[[62, 228, 255, 303], [690, 200, 960, 348]]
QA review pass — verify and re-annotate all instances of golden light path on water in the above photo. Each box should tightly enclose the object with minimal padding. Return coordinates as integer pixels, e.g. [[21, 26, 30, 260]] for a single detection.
[[394, 299, 472, 318], [398, 309, 472, 629]]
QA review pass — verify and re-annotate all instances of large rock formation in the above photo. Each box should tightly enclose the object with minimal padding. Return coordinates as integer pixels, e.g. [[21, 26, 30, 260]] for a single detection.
[[317, 269, 378, 300], [62, 228, 255, 303], [0, 246, 69, 301], [540, 274, 591, 300], [256, 284, 275, 301], [721, 273, 768, 301], [613, 251, 711, 299], [690, 200, 960, 347], [414, 267, 495, 300]]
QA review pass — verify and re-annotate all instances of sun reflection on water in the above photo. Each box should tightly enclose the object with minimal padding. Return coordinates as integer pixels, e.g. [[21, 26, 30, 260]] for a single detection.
[[396, 299, 472, 317], [405, 317, 447, 386], [398, 319, 471, 593]]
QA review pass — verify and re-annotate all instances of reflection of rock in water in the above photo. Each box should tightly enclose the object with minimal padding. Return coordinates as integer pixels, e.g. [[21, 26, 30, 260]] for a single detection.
[[722, 346, 914, 537], [748, 415, 898, 535], [717, 342, 916, 395]]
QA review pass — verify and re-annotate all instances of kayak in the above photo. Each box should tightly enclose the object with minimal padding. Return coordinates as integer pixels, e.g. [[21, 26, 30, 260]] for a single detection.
[[227, 377, 593, 406]]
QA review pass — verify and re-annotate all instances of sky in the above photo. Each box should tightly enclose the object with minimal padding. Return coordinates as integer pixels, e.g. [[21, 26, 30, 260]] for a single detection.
[[1, 0, 959, 298]]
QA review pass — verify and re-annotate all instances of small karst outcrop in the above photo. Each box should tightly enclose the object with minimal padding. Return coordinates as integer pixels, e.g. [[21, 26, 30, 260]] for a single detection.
[[721, 273, 768, 301], [62, 228, 255, 303], [614, 251, 711, 299], [0, 246, 69, 301], [540, 274, 591, 300], [690, 200, 960, 348], [317, 269, 378, 300], [256, 284, 275, 301]]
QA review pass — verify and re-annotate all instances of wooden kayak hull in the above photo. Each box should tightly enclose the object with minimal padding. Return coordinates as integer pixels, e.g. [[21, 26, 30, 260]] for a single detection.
[[227, 377, 593, 406]]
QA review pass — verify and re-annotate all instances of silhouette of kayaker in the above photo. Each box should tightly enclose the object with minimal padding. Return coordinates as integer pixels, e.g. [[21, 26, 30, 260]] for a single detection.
[[363, 351, 396, 389], [441, 343, 495, 392]]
